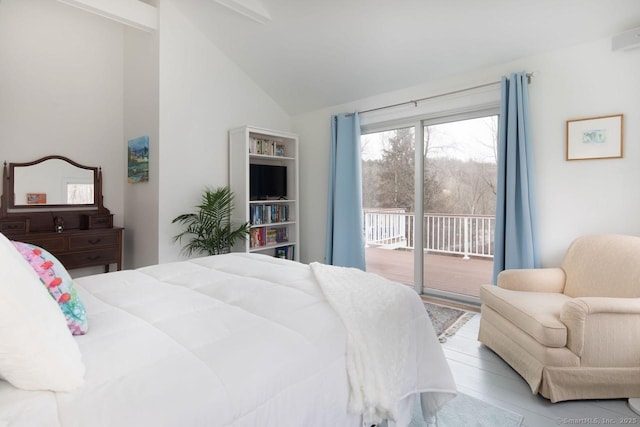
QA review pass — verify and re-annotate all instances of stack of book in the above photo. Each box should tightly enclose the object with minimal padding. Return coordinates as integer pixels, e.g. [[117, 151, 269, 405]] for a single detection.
[[250, 226, 288, 248], [249, 137, 286, 157], [250, 204, 289, 225]]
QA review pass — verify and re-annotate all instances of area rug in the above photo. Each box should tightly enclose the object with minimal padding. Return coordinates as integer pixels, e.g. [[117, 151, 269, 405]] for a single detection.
[[409, 392, 523, 427], [423, 301, 475, 343]]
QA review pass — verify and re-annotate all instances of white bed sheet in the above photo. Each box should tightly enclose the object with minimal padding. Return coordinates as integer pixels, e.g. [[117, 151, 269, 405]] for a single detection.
[[0, 253, 454, 427]]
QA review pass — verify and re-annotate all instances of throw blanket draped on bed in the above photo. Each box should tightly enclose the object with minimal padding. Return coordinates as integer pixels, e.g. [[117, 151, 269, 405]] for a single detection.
[[310, 262, 455, 425]]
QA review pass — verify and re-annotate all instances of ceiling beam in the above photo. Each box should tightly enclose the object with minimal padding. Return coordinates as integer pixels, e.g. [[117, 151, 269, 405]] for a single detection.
[[215, 0, 271, 25], [56, 0, 158, 32], [612, 27, 640, 51]]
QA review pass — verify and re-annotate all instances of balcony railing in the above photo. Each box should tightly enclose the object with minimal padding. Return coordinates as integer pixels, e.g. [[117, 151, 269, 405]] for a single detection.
[[364, 209, 495, 259]]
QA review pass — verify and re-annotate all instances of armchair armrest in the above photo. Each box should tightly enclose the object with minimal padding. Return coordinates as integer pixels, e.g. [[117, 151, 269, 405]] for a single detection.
[[497, 268, 566, 293], [561, 297, 640, 365]]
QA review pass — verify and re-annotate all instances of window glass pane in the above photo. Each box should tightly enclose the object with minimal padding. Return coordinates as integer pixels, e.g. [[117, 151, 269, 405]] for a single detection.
[[361, 127, 415, 286], [67, 183, 94, 204]]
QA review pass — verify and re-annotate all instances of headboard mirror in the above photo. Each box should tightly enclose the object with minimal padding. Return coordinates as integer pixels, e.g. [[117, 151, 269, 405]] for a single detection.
[[7, 156, 98, 209]]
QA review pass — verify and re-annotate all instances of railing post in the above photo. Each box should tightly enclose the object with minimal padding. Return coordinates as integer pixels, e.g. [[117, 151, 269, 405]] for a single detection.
[[463, 217, 470, 260]]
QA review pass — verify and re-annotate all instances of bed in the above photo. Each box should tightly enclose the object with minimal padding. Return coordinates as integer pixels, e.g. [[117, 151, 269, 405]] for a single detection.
[[0, 234, 455, 427]]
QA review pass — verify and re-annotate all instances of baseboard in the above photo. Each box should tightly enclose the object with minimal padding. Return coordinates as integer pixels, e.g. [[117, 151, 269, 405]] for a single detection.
[[420, 287, 481, 312]]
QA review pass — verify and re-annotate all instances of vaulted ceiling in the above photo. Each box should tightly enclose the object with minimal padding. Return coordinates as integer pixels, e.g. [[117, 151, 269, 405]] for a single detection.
[[174, 0, 640, 115]]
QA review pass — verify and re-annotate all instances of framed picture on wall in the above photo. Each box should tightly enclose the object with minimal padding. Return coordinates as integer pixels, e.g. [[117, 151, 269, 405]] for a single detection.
[[127, 135, 149, 183], [566, 114, 623, 160]]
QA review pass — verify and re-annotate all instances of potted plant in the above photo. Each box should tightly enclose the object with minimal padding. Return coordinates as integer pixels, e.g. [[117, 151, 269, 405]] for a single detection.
[[172, 186, 250, 256]]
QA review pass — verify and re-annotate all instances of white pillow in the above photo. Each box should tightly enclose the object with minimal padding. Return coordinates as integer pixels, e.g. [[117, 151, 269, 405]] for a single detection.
[[0, 232, 85, 391]]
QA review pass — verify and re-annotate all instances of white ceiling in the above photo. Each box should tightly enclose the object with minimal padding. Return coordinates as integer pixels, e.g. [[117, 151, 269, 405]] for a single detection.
[[174, 0, 640, 116]]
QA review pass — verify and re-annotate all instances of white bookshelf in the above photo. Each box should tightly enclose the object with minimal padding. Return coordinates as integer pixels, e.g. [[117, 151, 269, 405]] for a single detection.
[[229, 126, 299, 261]]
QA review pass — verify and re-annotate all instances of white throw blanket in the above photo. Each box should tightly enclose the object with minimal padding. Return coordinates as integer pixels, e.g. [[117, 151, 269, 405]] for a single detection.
[[310, 262, 454, 425]]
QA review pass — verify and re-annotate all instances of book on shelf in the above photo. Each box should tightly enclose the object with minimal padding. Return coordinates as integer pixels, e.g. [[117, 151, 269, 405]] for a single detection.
[[265, 140, 275, 156], [274, 227, 288, 243], [250, 227, 266, 248], [275, 245, 295, 260], [250, 138, 264, 155]]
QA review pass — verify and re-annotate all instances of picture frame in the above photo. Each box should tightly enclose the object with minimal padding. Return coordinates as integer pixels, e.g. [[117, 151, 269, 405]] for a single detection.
[[26, 193, 46, 205], [566, 114, 623, 161], [127, 135, 149, 183]]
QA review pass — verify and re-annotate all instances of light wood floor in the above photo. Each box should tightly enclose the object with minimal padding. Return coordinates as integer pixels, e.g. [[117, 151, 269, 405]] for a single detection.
[[443, 314, 638, 426]]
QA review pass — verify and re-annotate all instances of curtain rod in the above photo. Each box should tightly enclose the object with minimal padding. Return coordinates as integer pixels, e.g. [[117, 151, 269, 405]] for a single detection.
[[354, 72, 533, 116]]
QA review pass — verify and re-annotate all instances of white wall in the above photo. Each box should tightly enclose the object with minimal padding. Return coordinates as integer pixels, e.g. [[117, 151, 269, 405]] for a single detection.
[[522, 40, 640, 264], [156, 0, 292, 262], [123, 23, 160, 269], [0, 0, 126, 275], [293, 38, 640, 267]]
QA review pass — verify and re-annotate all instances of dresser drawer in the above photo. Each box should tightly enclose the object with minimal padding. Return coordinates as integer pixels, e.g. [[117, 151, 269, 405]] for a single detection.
[[80, 214, 114, 230], [57, 248, 119, 269], [68, 231, 119, 250], [19, 236, 66, 252], [0, 220, 29, 235]]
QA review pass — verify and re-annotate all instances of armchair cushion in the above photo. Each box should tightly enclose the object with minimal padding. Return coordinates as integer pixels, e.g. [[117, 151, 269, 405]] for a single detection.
[[497, 267, 566, 293], [480, 284, 571, 347], [562, 234, 640, 298]]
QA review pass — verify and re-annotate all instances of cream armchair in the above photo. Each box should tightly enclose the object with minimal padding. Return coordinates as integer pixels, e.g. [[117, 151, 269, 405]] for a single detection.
[[478, 234, 640, 403]]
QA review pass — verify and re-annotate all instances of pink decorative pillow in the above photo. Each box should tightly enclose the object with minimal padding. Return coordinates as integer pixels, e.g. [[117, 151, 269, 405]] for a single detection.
[[12, 241, 88, 335]]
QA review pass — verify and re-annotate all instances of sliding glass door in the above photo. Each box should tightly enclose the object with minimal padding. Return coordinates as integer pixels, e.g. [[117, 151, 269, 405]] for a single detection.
[[361, 113, 497, 301]]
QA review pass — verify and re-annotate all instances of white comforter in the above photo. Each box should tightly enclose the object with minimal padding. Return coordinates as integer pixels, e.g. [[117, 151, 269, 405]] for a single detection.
[[0, 253, 455, 427]]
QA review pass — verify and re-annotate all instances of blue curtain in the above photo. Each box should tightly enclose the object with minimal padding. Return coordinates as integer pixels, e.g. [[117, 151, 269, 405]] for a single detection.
[[492, 71, 540, 284], [325, 113, 366, 270]]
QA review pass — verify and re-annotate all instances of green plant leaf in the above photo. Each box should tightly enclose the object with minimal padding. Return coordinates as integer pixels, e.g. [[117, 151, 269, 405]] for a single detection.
[[172, 186, 250, 256]]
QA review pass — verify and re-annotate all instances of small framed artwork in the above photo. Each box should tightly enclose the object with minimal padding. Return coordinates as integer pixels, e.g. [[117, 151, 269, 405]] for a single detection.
[[26, 193, 46, 205], [566, 114, 623, 161], [127, 135, 149, 183]]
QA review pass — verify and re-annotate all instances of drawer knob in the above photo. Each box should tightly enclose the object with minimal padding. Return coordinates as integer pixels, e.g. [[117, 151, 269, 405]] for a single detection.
[[88, 238, 102, 245], [87, 255, 101, 261]]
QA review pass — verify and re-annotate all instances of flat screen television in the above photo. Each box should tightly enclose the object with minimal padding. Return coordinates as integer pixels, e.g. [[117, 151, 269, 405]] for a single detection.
[[250, 164, 287, 200]]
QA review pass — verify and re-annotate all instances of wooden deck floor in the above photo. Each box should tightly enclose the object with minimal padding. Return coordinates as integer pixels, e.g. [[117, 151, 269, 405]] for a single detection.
[[365, 246, 493, 298]]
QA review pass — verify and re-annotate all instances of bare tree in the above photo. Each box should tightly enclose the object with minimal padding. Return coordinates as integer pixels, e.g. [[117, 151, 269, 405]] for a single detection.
[[475, 116, 499, 196]]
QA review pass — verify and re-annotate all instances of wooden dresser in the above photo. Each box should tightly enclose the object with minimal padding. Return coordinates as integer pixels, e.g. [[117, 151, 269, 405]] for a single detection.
[[1, 156, 123, 272]]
